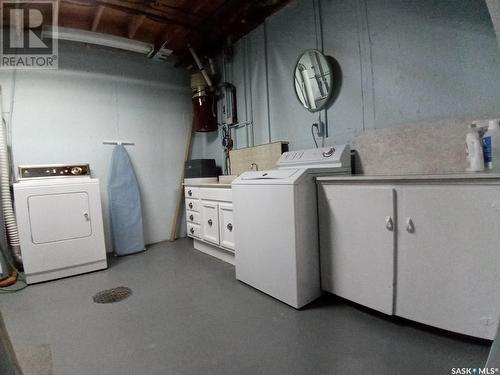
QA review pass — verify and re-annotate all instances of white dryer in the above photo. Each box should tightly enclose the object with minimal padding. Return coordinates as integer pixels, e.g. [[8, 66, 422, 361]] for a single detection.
[[14, 164, 107, 284], [232, 145, 351, 308]]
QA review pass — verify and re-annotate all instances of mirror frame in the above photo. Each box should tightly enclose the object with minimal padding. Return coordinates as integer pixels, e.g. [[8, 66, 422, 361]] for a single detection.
[[293, 49, 334, 113]]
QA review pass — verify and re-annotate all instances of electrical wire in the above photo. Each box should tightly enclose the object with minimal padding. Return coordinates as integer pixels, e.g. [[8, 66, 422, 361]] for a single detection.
[[0, 277, 27, 293], [0, 251, 27, 293], [311, 124, 319, 148]]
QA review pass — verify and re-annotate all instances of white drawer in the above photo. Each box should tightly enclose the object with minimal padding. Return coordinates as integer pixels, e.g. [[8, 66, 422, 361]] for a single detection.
[[185, 186, 199, 199], [186, 211, 200, 224], [187, 223, 201, 238], [186, 198, 199, 212], [200, 188, 232, 202]]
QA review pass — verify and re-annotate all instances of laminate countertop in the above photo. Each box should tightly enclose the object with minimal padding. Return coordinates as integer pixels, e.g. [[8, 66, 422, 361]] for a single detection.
[[317, 173, 500, 183], [183, 182, 232, 188]]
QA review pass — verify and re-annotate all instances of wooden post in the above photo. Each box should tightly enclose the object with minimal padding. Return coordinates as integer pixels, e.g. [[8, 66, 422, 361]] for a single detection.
[[169, 121, 194, 241]]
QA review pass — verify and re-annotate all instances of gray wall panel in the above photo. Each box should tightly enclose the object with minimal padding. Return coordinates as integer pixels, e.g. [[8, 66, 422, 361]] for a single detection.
[[194, 0, 500, 170]]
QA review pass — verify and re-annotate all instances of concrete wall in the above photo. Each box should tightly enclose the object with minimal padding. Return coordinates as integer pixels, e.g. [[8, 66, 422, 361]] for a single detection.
[[0, 41, 192, 251], [209, 0, 500, 162]]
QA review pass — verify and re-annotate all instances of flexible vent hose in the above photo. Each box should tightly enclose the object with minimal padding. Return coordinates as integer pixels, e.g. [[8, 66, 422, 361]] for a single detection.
[[0, 86, 21, 265]]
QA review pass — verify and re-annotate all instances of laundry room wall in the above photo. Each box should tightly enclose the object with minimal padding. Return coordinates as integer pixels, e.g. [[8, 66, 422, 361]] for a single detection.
[[0, 41, 192, 251], [201, 0, 500, 161]]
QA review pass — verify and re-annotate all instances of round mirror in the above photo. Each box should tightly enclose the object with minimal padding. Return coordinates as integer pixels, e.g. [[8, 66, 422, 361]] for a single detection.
[[294, 49, 333, 112]]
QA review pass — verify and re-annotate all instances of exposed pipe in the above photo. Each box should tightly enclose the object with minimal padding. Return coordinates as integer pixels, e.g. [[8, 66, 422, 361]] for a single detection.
[[188, 46, 213, 88], [0, 86, 22, 265]]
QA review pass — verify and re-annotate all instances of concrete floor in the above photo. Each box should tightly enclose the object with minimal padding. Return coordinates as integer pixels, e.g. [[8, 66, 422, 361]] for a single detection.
[[0, 239, 492, 375]]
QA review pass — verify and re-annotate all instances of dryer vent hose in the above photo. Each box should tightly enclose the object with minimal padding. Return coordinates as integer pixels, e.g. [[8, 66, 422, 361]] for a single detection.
[[0, 87, 22, 265]]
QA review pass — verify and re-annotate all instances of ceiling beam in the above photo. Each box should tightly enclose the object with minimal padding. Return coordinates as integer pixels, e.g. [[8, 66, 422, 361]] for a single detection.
[[62, 0, 202, 31], [53, 0, 60, 26], [91, 5, 105, 32], [127, 14, 146, 39]]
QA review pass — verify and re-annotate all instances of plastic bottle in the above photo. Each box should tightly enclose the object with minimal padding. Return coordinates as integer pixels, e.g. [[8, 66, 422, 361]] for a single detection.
[[482, 119, 500, 172], [466, 124, 484, 172]]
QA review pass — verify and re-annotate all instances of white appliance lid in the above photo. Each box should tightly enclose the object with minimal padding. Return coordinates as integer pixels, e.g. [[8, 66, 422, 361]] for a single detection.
[[241, 169, 299, 180]]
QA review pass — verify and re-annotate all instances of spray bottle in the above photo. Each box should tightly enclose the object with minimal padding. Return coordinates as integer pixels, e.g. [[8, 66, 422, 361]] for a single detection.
[[466, 124, 484, 172], [482, 119, 500, 173]]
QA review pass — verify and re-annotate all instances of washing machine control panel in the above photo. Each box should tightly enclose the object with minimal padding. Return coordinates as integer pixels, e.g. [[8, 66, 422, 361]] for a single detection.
[[19, 164, 90, 179], [277, 145, 350, 169]]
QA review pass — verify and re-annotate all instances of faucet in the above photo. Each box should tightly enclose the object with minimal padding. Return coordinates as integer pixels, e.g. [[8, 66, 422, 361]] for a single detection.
[[250, 163, 258, 171]]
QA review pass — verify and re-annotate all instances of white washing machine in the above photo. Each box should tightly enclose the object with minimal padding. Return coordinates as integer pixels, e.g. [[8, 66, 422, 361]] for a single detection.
[[232, 145, 351, 308], [14, 164, 107, 284]]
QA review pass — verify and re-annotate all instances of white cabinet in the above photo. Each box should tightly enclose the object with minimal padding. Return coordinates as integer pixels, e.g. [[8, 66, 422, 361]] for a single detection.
[[201, 200, 220, 245], [318, 185, 395, 314], [317, 177, 500, 340], [218, 203, 235, 250], [397, 185, 500, 340], [184, 185, 235, 264]]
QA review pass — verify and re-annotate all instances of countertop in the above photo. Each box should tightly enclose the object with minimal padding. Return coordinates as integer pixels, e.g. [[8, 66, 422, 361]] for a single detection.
[[317, 173, 500, 183], [183, 182, 232, 188]]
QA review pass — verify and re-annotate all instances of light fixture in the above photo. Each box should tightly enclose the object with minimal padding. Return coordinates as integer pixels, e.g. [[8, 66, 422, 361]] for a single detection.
[[42, 26, 158, 55]]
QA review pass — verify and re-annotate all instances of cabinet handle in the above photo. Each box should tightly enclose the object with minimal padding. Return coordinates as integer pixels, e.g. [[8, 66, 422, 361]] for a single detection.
[[83, 212, 90, 221], [188, 202, 193, 209], [227, 223, 233, 232], [189, 214, 194, 221], [208, 219, 213, 226], [188, 190, 192, 196], [190, 227, 194, 234], [406, 218, 415, 233], [385, 216, 393, 231]]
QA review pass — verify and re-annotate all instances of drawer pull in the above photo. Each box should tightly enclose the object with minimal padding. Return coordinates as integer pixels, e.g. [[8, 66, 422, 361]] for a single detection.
[[189, 214, 194, 221], [227, 223, 233, 232], [188, 202, 193, 209], [406, 218, 415, 233], [208, 219, 213, 227], [190, 227, 194, 234], [385, 216, 393, 231], [188, 190, 192, 196]]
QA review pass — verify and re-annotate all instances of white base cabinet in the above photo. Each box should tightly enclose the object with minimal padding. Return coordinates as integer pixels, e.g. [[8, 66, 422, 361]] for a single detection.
[[184, 185, 235, 264], [318, 176, 500, 340]]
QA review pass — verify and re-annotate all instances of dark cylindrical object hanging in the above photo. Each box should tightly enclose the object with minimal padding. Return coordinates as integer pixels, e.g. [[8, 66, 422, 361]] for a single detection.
[[191, 73, 217, 132]]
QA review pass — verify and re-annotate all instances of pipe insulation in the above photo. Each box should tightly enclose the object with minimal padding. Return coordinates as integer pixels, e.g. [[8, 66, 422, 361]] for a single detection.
[[0, 86, 21, 265]]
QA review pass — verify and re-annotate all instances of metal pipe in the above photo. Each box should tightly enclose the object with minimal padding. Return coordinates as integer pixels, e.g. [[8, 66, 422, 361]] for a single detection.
[[188, 46, 213, 88]]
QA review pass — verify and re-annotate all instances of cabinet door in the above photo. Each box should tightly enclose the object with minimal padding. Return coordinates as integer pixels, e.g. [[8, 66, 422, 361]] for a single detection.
[[397, 185, 500, 339], [318, 184, 396, 314], [218, 203, 235, 251], [201, 201, 219, 245]]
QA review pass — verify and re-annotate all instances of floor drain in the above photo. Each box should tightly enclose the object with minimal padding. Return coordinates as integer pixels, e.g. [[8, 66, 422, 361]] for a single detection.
[[93, 286, 132, 304]]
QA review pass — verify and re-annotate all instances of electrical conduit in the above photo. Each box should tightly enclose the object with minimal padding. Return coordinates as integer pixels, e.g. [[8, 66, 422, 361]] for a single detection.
[[0, 86, 21, 265]]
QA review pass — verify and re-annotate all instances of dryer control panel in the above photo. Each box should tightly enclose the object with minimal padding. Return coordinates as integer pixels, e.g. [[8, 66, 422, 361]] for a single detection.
[[19, 164, 90, 179]]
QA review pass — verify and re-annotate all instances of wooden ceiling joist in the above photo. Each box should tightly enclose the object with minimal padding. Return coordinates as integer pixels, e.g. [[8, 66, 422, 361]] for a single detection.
[[91, 5, 105, 32], [127, 14, 146, 39], [50, 0, 293, 64]]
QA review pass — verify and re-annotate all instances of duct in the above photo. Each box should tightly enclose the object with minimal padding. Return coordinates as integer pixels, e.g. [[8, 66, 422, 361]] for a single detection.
[[0, 86, 21, 265]]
